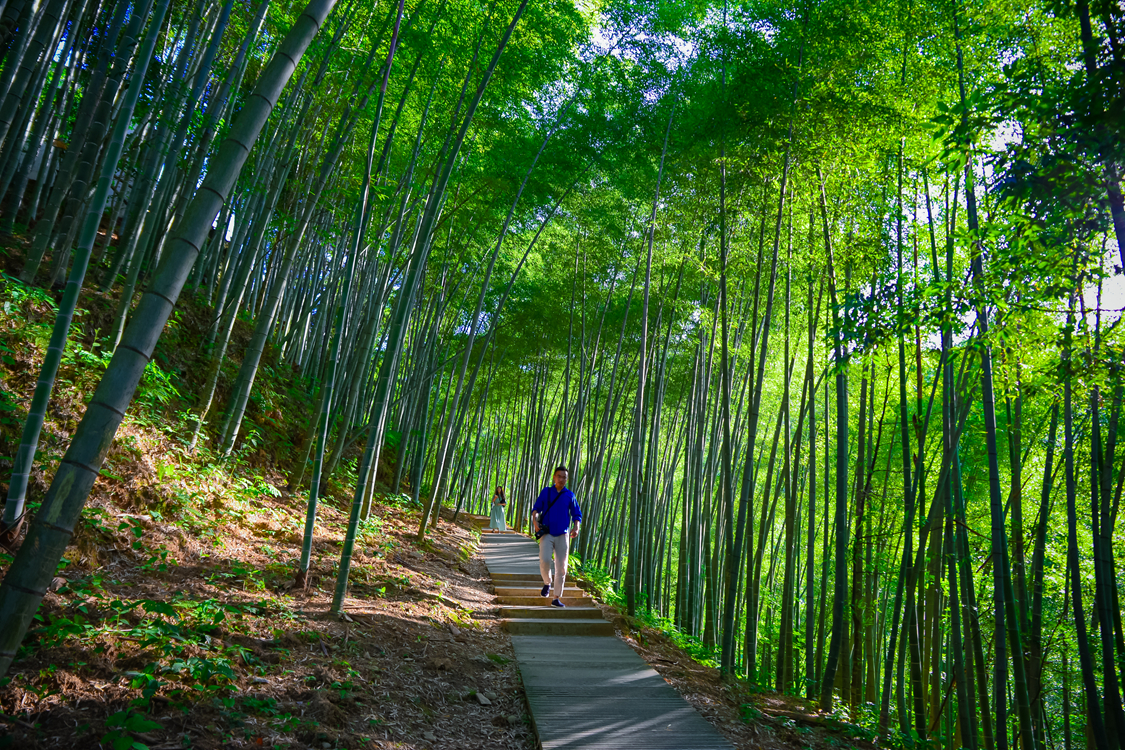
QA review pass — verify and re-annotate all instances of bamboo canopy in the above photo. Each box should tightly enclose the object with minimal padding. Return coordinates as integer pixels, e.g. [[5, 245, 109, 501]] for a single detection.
[[0, 0, 1124, 746]]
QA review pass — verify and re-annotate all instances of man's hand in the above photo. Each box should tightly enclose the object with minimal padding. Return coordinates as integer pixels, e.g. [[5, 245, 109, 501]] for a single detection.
[[569, 526, 579, 539]]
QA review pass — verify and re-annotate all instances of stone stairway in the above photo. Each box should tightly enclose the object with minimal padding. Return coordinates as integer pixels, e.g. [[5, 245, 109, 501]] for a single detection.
[[479, 533, 613, 636], [478, 531, 735, 749]]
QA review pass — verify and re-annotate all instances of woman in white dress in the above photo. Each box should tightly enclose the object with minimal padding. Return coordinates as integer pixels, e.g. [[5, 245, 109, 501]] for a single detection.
[[488, 486, 507, 532]]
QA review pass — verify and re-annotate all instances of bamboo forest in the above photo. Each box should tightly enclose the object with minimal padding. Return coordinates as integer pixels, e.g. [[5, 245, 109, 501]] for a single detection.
[[0, 0, 1123, 746]]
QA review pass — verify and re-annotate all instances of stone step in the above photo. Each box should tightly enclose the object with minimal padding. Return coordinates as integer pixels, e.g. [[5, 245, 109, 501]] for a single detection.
[[510, 636, 735, 749], [495, 582, 591, 593], [480, 521, 736, 750], [490, 573, 589, 587], [497, 595, 594, 607], [479, 536, 535, 544], [493, 586, 590, 597], [500, 606, 604, 620], [503, 618, 616, 636]]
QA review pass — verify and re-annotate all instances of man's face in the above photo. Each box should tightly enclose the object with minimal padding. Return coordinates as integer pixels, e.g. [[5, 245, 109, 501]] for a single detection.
[[554, 470, 568, 487]]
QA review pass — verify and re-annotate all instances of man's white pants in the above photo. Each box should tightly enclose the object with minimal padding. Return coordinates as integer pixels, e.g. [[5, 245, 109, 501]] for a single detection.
[[538, 533, 568, 600]]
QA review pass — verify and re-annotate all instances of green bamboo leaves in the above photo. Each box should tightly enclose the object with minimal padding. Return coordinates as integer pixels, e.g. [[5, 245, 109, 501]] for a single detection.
[[0, 2, 1121, 743]]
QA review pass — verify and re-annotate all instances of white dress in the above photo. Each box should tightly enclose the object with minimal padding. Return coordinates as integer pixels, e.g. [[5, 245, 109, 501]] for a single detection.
[[488, 498, 507, 531]]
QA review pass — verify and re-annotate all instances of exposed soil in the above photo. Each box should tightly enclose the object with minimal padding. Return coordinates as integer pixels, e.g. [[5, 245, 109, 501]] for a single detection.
[[0, 494, 536, 749]]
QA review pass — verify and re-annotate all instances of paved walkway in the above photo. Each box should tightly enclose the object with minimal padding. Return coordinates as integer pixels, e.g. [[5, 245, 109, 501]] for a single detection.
[[478, 531, 735, 750]]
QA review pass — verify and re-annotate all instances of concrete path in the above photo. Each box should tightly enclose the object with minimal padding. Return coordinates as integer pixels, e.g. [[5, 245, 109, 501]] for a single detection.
[[478, 532, 735, 750]]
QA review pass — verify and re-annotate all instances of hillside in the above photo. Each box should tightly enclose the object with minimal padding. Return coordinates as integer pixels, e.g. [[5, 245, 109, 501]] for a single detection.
[[0, 235, 876, 749], [0, 235, 534, 749]]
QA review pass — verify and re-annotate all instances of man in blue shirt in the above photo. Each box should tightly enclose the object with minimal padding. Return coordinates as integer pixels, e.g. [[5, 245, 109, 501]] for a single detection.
[[532, 466, 582, 607]]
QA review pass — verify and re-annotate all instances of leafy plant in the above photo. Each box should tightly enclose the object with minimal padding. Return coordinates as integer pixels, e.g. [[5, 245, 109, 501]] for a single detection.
[[165, 654, 236, 687], [0, 386, 20, 431], [206, 562, 266, 591], [140, 546, 172, 573], [356, 515, 384, 544], [118, 517, 146, 551], [102, 708, 162, 750], [135, 360, 180, 409], [571, 557, 622, 606]]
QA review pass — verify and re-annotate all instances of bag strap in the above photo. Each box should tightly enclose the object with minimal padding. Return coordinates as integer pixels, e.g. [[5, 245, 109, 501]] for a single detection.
[[541, 487, 564, 516]]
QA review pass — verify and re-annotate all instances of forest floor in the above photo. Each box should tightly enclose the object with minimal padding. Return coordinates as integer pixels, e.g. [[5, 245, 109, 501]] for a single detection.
[[0, 236, 875, 749]]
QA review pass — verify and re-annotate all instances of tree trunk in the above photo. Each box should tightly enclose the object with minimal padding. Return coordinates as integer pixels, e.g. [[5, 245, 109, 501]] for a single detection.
[[0, 0, 339, 679]]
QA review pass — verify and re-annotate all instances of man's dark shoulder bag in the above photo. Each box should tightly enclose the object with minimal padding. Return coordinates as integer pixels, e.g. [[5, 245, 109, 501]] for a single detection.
[[534, 488, 565, 540]]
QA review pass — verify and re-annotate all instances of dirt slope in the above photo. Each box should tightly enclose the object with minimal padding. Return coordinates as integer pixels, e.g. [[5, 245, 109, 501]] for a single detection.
[[0, 487, 536, 749]]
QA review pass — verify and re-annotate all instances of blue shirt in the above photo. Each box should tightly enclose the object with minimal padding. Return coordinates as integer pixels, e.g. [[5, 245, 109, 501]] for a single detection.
[[532, 485, 582, 536]]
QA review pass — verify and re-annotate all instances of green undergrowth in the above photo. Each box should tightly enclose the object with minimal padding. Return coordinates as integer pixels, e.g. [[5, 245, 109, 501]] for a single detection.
[[571, 556, 719, 667], [0, 229, 527, 750], [576, 553, 882, 745], [576, 553, 887, 744], [0, 266, 433, 561], [0, 271, 325, 492], [5, 571, 302, 748], [0, 263, 429, 746]]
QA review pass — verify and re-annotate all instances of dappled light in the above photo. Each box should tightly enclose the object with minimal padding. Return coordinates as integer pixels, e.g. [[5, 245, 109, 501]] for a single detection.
[[1, 0, 1124, 747]]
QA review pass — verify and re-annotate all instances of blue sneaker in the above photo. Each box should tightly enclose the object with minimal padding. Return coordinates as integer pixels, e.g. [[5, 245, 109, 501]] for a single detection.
[[541, 585, 550, 598], [551, 598, 565, 608]]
